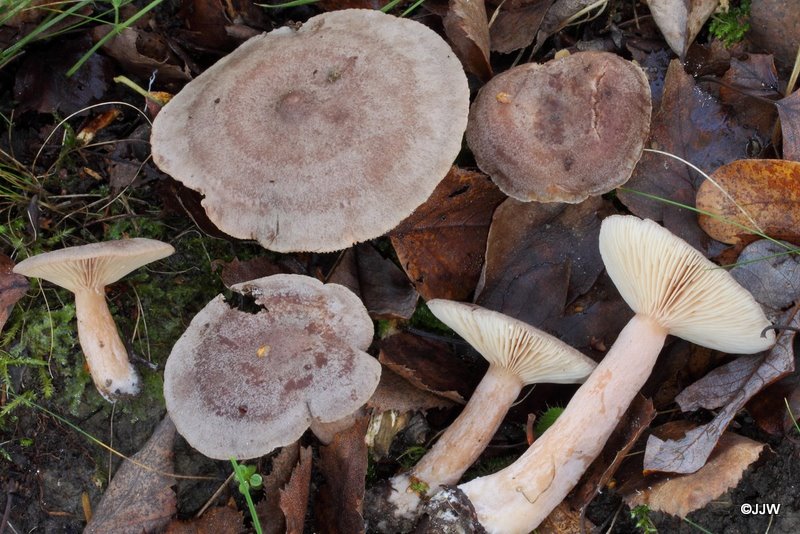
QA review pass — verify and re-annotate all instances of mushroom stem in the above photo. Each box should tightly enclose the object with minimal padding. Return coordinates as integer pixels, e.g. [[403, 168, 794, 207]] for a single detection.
[[458, 314, 667, 534], [75, 288, 140, 401]]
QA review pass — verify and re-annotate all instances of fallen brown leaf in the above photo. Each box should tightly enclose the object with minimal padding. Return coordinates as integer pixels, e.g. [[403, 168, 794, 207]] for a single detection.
[[730, 239, 800, 313], [533, 0, 604, 52], [85, 416, 177, 533], [165, 502, 243, 534], [256, 442, 301, 534], [537, 501, 594, 534], [315, 414, 371, 534], [280, 446, 313, 534], [628, 430, 765, 518], [776, 89, 800, 162], [749, 0, 800, 72], [644, 306, 798, 474], [368, 365, 457, 414], [488, 0, 552, 53], [91, 27, 190, 84], [0, 255, 28, 333], [444, 0, 492, 80], [718, 54, 780, 137], [390, 166, 505, 302], [696, 159, 800, 244], [646, 0, 719, 58]]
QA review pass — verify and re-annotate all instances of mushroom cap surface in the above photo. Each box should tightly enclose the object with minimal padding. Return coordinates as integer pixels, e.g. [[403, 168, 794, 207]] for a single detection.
[[466, 51, 651, 203], [12, 238, 175, 292], [163, 274, 380, 460], [427, 299, 596, 384], [151, 9, 469, 253], [599, 215, 775, 353]]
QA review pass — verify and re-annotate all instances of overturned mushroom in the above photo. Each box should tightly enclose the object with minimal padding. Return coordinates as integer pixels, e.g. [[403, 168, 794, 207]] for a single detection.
[[163, 274, 380, 460], [13, 239, 174, 401], [151, 9, 469, 253], [419, 216, 774, 534], [466, 51, 651, 203], [368, 300, 595, 532]]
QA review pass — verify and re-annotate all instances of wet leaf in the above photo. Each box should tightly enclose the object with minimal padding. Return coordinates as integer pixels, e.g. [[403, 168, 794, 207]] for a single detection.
[[165, 503, 243, 533], [718, 55, 780, 137], [646, 0, 719, 58], [444, 0, 492, 81], [644, 306, 798, 474], [475, 197, 606, 327], [85, 416, 177, 533], [256, 442, 301, 534], [776, 89, 800, 162], [750, 0, 800, 72], [729, 240, 800, 313], [390, 167, 505, 302], [368, 366, 457, 413], [280, 446, 313, 534], [315, 414, 370, 534], [378, 332, 483, 403], [0, 255, 29, 333], [618, 59, 756, 253], [747, 374, 800, 436], [628, 430, 765, 517], [488, 1, 552, 54], [696, 159, 800, 244]]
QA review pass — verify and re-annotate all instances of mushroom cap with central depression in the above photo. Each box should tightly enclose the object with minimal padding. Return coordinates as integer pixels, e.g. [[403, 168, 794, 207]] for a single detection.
[[151, 9, 470, 253]]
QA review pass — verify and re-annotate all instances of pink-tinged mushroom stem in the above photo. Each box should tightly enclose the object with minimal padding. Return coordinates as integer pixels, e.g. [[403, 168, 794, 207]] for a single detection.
[[75, 288, 140, 401], [458, 314, 667, 534]]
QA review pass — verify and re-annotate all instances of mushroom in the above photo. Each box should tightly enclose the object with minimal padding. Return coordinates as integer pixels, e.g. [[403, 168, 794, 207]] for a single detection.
[[163, 274, 380, 460], [12, 239, 175, 401], [151, 9, 469, 253], [369, 300, 596, 531], [466, 51, 651, 203], [419, 216, 774, 534]]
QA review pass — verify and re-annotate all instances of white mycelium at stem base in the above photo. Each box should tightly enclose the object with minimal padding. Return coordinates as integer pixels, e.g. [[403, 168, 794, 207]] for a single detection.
[[386, 300, 595, 521], [455, 216, 775, 534]]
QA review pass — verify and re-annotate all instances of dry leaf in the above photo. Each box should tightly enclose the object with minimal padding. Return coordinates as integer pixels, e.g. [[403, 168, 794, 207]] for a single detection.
[[85, 416, 177, 533], [749, 0, 800, 72], [644, 306, 798, 474], [489, 1, 552, 53], [475, 197, 606, 327], [256, 442, 301, 534], [280, 446, 313, 534], [628, 431, 765, 517], [315, 414, 371, 534], [696, 159, 800, 244], [646, 0, 719, 58], [0, 255, 28, 333], [444, 0, 492, 81], [165, 503, 243, 534], [368, 366, 457, 414], [776, 89, 800, 162], [618, 60, 756, 253], [537, 501, 594, 534], [730, 239, 800, 313], [718, 55, 780, 137], [91, 26, 190, 84], [534, 0, 602, 52], [390, 166, 505, 302]]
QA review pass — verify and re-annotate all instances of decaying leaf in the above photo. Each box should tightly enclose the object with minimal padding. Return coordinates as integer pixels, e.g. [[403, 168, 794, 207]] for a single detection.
[[85, 416, 177, 534], [91, 26, 191, 84], [537, 501, 594, 534], [488, 0, 552, 54], [444, 0, 492, 81], [776, 89, 800, 162], [533, 0, 604, 52], [390, 166, 505, 302], [646, 0, 719, 58], [718, 54, 780, 137], [749, 0, 800, 72], [618, 59, 756, 253], [0, 254, 28, 333], [628, 430, 765, 517], [368, 366, 457, 414], [280, 446, 313, 534], [256, 442, 301, 534], [316, 414, 371, 534], [475, 197, 606, 327], [696, 159, 800, 244], [165, 502, 243, 534], [730, 240, 800, 313], [644, 306, 798, 474]]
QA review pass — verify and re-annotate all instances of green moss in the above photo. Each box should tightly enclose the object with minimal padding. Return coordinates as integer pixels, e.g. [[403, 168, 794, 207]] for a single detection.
[[409, 301, 454, 336], [534, 406, 564, 436], [708, 0, 751, 47]]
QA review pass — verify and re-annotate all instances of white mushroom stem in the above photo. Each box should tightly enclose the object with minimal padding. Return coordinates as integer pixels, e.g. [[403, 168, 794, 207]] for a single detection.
[[387, 366, 524, 517], [458, 314, 667, 534], [75, 288, 140, 401]]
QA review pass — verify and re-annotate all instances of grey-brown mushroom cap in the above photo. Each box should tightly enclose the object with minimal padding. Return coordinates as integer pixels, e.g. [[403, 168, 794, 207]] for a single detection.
[[466, 51, 651, 203], [163, 275, 380, 460], [12, 238, 175, 292], [427, 299, 596, 385], [150, 9, 470, 253], [599, 215, 775, 353]]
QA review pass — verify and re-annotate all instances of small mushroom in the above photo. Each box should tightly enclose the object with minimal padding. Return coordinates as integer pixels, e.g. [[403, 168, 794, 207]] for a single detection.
[[370, 300, 595, 530], [163, 274, 380, 460], [12, 239, 175, 401], [151, 9, 469, 253], [420, 216, 774, 534], [466, 51, 651, 203]]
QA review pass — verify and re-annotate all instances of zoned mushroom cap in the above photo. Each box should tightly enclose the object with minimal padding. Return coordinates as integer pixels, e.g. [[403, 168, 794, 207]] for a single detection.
[[599, 215, 775, 353], [13, 238, 175, 291], [466, 51, 651, 203], [151, 9, 469, 253], [427, 299, 596, 384], [163, 274, 380, 460]]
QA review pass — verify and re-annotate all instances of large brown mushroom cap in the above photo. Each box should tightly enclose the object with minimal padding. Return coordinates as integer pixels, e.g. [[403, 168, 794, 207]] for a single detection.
[[13, 238, 175, 291], [163, 274, 380, 460], [466, 51, 651, 203], [151, 9, 469, 253]]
